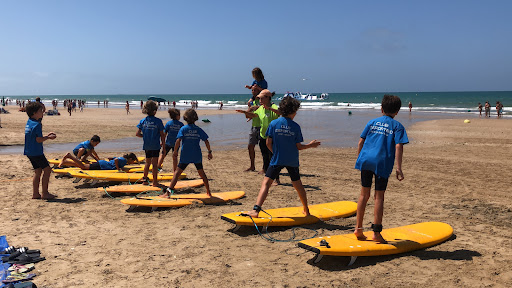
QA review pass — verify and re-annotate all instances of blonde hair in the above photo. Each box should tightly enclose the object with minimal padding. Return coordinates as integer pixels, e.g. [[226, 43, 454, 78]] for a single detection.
[[142, 100, 158, 116]]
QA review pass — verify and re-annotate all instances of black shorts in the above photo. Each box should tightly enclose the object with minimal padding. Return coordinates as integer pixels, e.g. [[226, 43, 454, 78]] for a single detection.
[[162, 145, 175, 156], [27, 155, 50, 170], [361, 170, 389, 191], [265, 165, 300, 181], [145, 150, 160, 158], [178, 162, 203, 170], [89, 162, 101, 170]]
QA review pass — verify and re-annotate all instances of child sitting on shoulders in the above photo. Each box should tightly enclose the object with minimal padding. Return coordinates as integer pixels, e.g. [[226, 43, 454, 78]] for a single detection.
[[24, 102, 57, 199], [72, 135, 101, 162], [354, 94, 409, 244], [136, 100, 165, 187], [160, 109, 212, 198], [157, 108, 184, 172], [245, 97, 321, 218]]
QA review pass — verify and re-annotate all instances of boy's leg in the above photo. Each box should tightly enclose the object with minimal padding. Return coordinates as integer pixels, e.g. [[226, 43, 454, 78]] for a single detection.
[[372, 189, 387, 243], [157, 153, 166, 169], [355, 186, 371, 240], [291, 179, 310, 216], [41, 166, 56, 199], [196, 168, 211, 196], [160, 167, 184, 198], [59, 153, 87, 169], [143, 154, 151, 179], [246, 144, 256, 172], [151, 157, 159, 187], [32, 168, 42, 199], [76, 148, 86, 161], [246, 177, 274, 217]]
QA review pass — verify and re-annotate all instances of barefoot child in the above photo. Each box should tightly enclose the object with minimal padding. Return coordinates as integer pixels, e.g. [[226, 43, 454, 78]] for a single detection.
[[72, 135, 101, 162], [246, 97, 321, 218], [354, 94, 409, 244], [136, 100, 165, 187], [160, 109, 212, 198], [157, 108, 184, 172], [24, 102, 57, 200], [59, 152, 138, 170]]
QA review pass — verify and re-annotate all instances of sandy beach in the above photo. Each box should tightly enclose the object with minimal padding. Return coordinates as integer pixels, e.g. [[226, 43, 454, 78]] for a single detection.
[[1, 107, 511, 287]]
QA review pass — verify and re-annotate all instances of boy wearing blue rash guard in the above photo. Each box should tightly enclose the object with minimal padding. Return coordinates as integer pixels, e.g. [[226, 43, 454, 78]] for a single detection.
[[136, 100, 165, 187], [157, 108, 184, 172], [160, 109, 212, 198], [59, 152, 138, 170], [73, 135, 101, 162], [354, 94, 409, 244], [24, 102, 57, 199], [246, 97, 321, 218]]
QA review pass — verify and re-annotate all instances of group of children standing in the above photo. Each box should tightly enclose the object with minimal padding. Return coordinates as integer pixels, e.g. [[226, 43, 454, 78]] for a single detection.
[[24, 67, 409, 244]]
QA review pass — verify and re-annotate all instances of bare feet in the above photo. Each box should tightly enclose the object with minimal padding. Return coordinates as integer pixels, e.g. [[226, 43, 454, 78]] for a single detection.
[[303, 209, 310, 217], [246, 210, 259, 217], [41, 193, 57, 200], [257, 170, 265, 175], [159, 192, 171, 199], [354, 228, 367, 241], [244, 167, 255, 172], [373, 232, 387, 244], [32, 194, 41, 199]]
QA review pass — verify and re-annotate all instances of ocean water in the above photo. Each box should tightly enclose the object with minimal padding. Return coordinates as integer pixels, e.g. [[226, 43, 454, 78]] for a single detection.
[[3, 91, 511, 116]]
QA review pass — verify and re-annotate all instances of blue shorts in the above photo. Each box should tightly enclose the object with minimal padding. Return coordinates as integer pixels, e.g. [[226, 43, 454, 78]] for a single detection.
[[265, 165, 300, 181], [27, 155, 50, 170], [178, 162, 203, 170], [361, 170, 389, 191]]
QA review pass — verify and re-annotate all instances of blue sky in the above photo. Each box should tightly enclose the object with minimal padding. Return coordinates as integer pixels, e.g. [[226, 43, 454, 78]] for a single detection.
[[1, 0, 511, 95]]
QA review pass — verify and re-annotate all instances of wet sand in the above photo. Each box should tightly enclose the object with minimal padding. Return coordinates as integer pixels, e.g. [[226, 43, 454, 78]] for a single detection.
[[0, 107, 511, 287]]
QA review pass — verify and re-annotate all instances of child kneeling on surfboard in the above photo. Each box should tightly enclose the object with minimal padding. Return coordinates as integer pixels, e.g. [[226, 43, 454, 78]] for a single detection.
[[246, 96, 321, 218], [160, 109, 212, 198], [58, 152, 138, 170], [136, 100, 166, 187], [72, 135, 101, 162], [354, 95, 409, 244], [24, 101, 57, 200]]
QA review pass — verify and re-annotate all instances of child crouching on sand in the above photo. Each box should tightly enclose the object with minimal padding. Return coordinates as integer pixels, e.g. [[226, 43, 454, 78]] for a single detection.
[[24, 102, 57, 200], [246, 97, 321, 218], [58, 152, 138, 170], [136, 100, 165, 187], [160, 109, 212, 198], [354, 94, 409, 244]]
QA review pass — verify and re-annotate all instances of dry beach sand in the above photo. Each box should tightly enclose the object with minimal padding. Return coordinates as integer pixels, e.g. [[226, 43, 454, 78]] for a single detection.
[[0, 106, 511, 287]]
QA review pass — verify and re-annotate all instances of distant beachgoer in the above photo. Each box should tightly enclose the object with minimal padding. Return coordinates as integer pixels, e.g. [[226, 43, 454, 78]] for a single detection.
[[67, 101, 72, 116], [219, 101, 223, 110], [484, 101, 491, 117], [173, 101, 176, 108], [98, 100, 100, 107], [35, 97, 46, 113], [408, 101, 412, 113], [126, 101, 130, 114], [354, 95, 409, 244], [24, 101, 57, 199], [136, 100, 165, 187], [496, 101, 503, 118], [478, 103, 483, 118], [140, 100, 143, 109], [157, 108, 184, 172]]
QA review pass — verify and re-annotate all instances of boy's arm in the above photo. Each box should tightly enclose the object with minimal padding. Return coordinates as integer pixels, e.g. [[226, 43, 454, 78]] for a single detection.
[[262, 104, 281, 116], [114, 158, 120, 170], [296, 140, 321, 150], [91, 149, 100, 161], [395, 143, 404, 181], [266, 137, 273, 153], [204, 139, 213, 160], [172, 139, 181, 158], [160, 131, 166, 149], [357, 138, 365, 155], [36, 133, 56, 143], [235, 110, 258, 118], [136, 129, 143, 138]]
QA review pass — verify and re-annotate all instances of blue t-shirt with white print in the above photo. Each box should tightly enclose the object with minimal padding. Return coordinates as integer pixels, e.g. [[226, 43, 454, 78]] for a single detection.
[[266, 117, 304, 167], [355, 115, 409, 178], [137, 116, 165, 150], [164, 119, 184, 147], [98, 157, 128, 170], [177, 124, 209, 164], [24, 118, 44, 156]]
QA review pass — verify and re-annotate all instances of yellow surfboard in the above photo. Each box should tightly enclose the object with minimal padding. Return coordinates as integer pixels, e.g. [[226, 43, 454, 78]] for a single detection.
[[298, 222, 453, 265], [53, 165, 146, 174], [49, 157, 146, 167], [97, 179, 204, 193], [221, 201, 357, 227], [120, 191, 245, 208], [67, 170, 186, 182]]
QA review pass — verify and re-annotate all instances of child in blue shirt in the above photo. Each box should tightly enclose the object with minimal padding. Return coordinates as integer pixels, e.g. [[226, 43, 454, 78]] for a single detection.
[[354, 94, 409, 244], [58, 152, 138, 170], [24, 102, 57, 200], [72, 135, 101, 162], [244, 67, 268, 98], [245, 97, 321, 218], [136, 100, 165, 187], [157, 108, 184, 172], [160, 109, 212, 198]]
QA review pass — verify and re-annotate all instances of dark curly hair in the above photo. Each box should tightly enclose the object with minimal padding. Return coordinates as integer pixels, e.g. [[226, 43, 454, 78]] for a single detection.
[[278, 96, 301, 117], [168, 108, 180, 119], [381, 94, 402, 115], [26, 101, 43, 117], [123, 153, 138, 162], [183, 108, 198, 124]]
